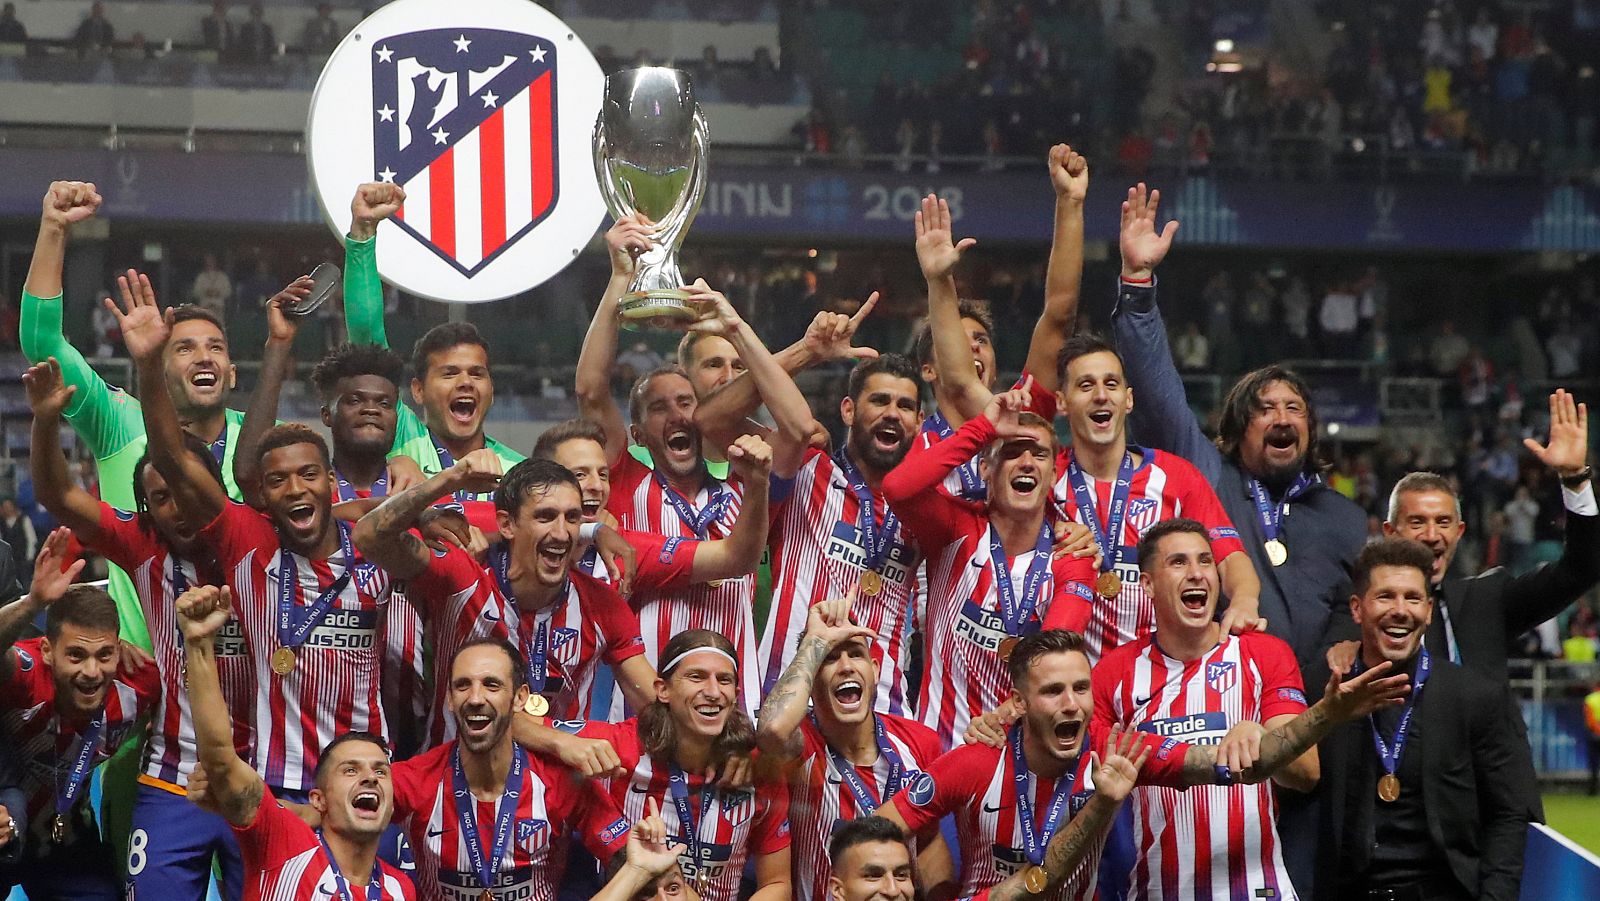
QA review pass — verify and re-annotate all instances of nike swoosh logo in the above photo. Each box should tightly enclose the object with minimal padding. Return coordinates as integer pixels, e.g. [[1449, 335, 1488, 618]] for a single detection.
[[483, 611, 502, 623], [983, 803, 1006, 813], [1134, 695, 1153, 706], [629, 785, 651, 794], [427, 828, 445, 838]]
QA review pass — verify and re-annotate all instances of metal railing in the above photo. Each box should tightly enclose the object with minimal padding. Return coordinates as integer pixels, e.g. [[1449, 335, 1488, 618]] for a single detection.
[[1510, 657, 1599, 781]]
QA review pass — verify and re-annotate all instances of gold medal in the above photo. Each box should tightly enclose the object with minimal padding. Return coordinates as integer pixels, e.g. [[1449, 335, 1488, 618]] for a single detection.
[[998, 636, 1020, 662], [1023, 864, 1049, 894], [695, 870, 712, 898], [1264, 539, 1288, 567], [1096, 570, 1121, 599], [270, 647, 297, 676], [480, 890, 495, 901], [1377, 773, 1401, 802], [51, 813, 66, 844], [524, 694, 549, 717], [859, 570, 883, 597], [706, 579, 724, 590]]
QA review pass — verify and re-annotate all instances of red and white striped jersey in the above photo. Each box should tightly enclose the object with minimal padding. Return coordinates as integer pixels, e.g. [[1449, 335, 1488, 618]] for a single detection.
[[605, 454, 760, 709], [203, 502, 394, 792], [1093, 632, 1308, 901], [761, 448, 920, 717], [234, 786, 416, 901], [406, 544, 648, 746], [578, 719, 791, 901], [891, 722, 1189, 901], [88, 503, 254, 786], [0, 638, 159, 827], [1050, 447, 1246, 663], [786, 715, 942, 901], [572, 525, 702, 592], [391, 741, 630, 901], [913, 372, 1058, 501], [382, 591, 429, 759], [884, 417, 1097, 749]]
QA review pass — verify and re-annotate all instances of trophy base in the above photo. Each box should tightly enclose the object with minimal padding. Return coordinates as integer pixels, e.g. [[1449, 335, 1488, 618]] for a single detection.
[[619, 291, 697, 330]]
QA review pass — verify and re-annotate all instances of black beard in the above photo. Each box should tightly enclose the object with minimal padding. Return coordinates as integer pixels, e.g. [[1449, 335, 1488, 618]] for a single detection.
[[849, 426, 910, 473], [1255, 456, 1307, 496]]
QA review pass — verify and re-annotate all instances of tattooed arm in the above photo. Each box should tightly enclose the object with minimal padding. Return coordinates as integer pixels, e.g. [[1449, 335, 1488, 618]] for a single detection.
[[177, 586, 264, 827], [1181, 661, 1410, 787], [754, 592, 877, 761], [352, 448, 505, 580], [983, 727, 1149, 901]]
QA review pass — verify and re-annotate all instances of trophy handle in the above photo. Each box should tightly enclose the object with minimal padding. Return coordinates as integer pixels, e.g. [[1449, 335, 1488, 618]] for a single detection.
[[591, 125, 634, 222]]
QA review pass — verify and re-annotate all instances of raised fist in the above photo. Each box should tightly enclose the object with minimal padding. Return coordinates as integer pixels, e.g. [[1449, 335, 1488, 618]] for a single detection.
[[42, 181, 101, 229], [349, 182, 406, 240]]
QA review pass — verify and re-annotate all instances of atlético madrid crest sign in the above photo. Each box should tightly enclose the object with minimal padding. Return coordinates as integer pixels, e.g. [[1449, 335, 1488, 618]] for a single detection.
[[307, 0, 606, 302]]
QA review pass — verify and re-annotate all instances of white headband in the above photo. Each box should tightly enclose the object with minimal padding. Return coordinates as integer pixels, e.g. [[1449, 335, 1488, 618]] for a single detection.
[[661, 646, 740, 676]]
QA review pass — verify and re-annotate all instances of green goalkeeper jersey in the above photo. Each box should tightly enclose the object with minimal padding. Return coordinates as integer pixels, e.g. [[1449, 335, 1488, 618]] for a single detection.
[[20, 289, 247, 649]]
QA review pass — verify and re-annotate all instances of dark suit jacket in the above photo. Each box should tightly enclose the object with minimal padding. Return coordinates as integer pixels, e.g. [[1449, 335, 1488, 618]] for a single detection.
[[1112, 280, 1369, 674], [1315, 661, 1535, 901], [1321, 510, 1600, 685]]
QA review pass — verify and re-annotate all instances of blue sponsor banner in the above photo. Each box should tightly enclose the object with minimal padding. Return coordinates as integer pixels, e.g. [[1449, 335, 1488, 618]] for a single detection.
[[1, 147, 1597, 252], [1521, 825, 1600, 901]]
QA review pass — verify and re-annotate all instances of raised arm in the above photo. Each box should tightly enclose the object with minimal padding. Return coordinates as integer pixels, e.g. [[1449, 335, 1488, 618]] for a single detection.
[[696, 300, 879, 451], [176, 585, 266, 827], [1023, 144, 1088, 395], [1106, 184, 1223, 477], [111, 271, 227, 524], [343, 182, 405, 347], [0, 529, 85, 683], [1182, 660, 1410, 786], [576, 216, 653, 466], [25, 359, 104, 541], [591, 799, 686, 901], [690, 434, 775, 582], [232, 277, 309, 507], [21, 181, 148, 460], [680, 281, 817, 478], [352, 448, 504, 581], [916, 193, 988, 426], [754, 593, 876, 760]]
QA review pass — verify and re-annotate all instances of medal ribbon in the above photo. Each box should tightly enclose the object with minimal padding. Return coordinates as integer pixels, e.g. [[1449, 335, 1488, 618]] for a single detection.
[[450, 743, 526, 894], [654, 470, 732, 540], [988, 522, 1055, 635], [1064, 449, 1137, 575], [812, 713, 905, 814], [334, 468, 389, 503], [1246, 472, 1316, 544], [1366, 647, 1432, 781], [1009, 724, 1076, 867], [208, 428, 229, 467], [835, 450, 900, 575], [275, 521, 359, 652], [490, 545, 556, 694], [315, 829, 384, 901], [432, 433, 493, 502], [920, 412, 985, 498], [667, 764, 718, 883], [55, 708, 106, 823]]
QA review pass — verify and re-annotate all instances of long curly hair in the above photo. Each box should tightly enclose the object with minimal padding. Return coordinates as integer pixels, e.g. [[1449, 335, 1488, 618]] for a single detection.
[[638, 629, 755, 767]]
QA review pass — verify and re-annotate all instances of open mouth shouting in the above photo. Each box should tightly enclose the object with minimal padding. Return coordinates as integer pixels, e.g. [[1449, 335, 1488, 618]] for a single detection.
[[459, 707, 497, 741], [72, 679, 106, 709], [286, 502, 318, 532], [1009, 474, 1040, 496], [870, 422, 904, 455], [1087, 408, 1115, 429], [832, 678, 865, 715], [1179, 586, 1210, 615], [536, 540, 571, 575], [974, 359, 987, 384], [1263, 424, 1301, 462], [447, 393, 480, 430], [1050, 717, 1086, 756], [349, 787, 384, 821], [580, 497, 602, 521]]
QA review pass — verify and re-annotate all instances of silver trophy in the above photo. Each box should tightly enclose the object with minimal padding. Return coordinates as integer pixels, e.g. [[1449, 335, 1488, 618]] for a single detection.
[[593, 66, 709, 325]]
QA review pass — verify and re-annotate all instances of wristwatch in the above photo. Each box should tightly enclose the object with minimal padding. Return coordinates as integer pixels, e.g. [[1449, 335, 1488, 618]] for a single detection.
[[1560, 465, 1593, 489]]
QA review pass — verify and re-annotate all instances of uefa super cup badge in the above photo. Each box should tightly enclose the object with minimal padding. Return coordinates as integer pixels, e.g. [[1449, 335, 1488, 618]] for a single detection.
[[306, 0, 606, 302]]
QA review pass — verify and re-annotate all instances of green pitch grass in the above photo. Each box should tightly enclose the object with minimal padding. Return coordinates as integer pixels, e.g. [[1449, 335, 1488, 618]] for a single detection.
[[1544, 793, 1600, 855]]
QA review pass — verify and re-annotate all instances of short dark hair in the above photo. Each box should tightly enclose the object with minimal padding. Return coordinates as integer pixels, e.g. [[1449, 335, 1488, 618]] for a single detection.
[[627, 364, 692, 424], [45, 585, 120, 641], [169, 304, 228, 346], [410, 322, 491, 382], [1386, 471, 1460, 524], [313, 731, 391, 786], [1136, 518, 1210, 572], [1216, 366, 1321, 471], [135, 431, 224, 523], [1006, 628, 1088, 691], [1352, 537, 1435, 597], [531, 419, 609, 462], [846, 352, 925, 405], [910, 298, 994, 367], [828, 817, 912, 872], [495, 458, 582, 517], [257, 423, 331, 469], [311, 343, 405, 399], [677, 331, 724, 370], [452, 636, 527, 691], [1055, 333, 1121, 387], [982, 410, 1058, 462]]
